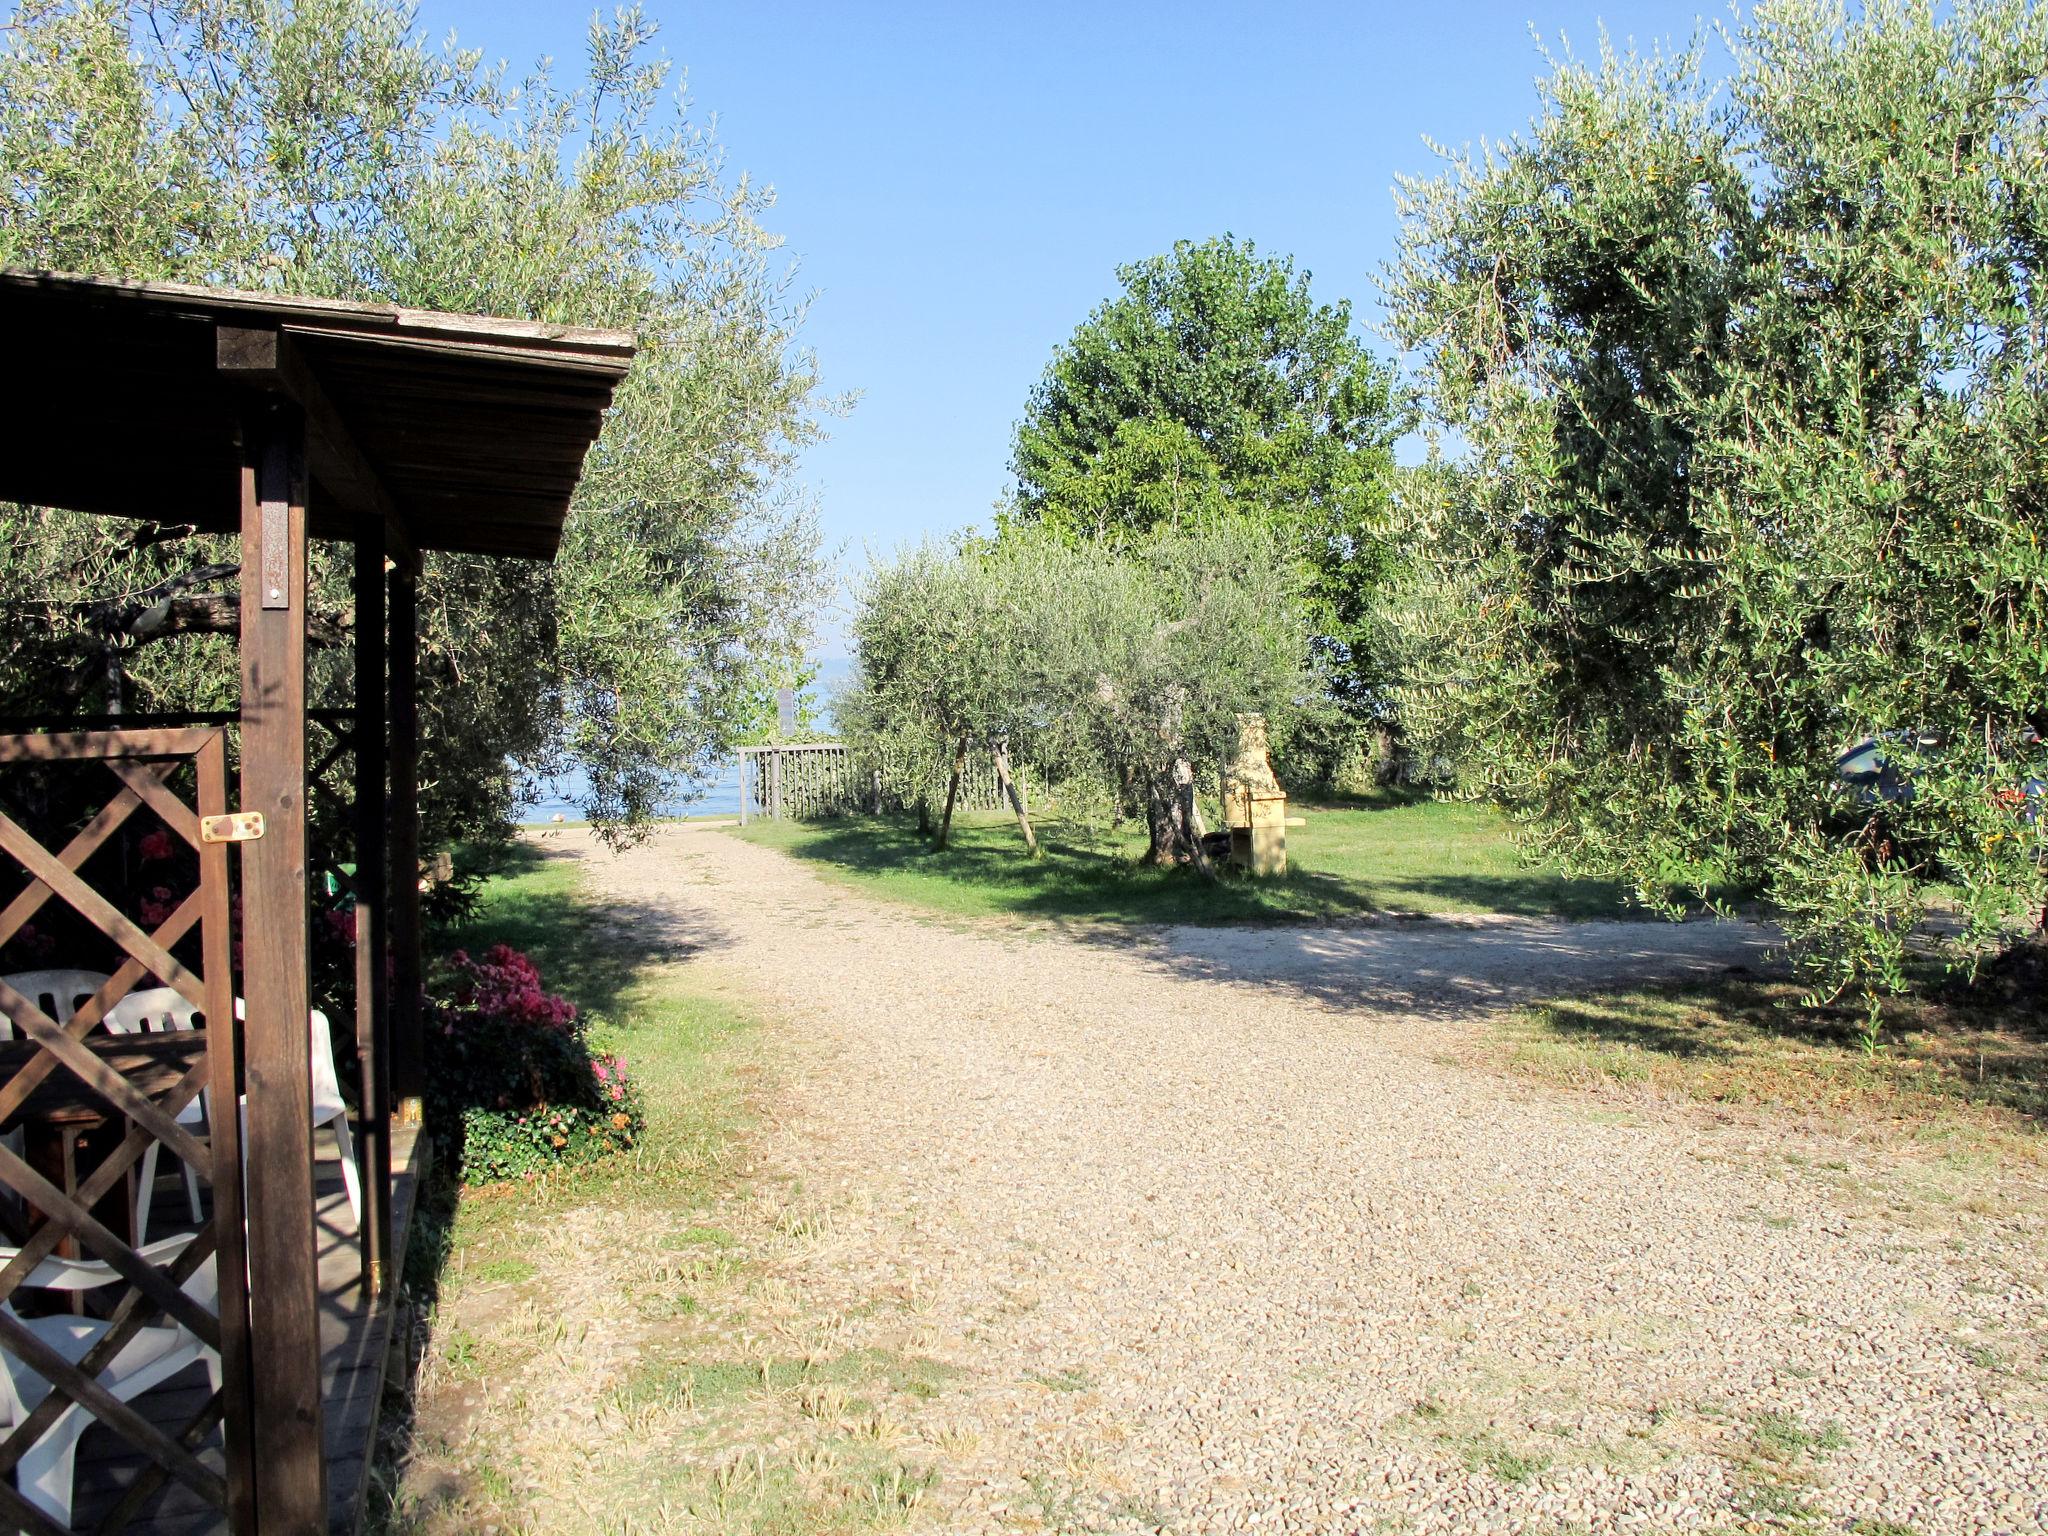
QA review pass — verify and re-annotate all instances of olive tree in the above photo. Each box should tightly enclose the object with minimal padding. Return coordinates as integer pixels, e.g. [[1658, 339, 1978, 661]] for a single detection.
[[843, 525, 1310, 871], [837, 540, 1039, 849], [0, 0, 829, 846], [1387, 0, 2048, 1024]]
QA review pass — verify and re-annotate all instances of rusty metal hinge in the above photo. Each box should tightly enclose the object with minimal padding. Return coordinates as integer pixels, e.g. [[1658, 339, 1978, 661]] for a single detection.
[[199, 811, 266, 844]]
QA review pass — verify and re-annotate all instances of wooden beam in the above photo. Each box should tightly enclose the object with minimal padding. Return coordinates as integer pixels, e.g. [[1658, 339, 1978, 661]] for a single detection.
[[218, 324, 417, 567], [353, 527, 392, 1297], [237, 398, 329, 1533], [388, 554, 425, 1115]]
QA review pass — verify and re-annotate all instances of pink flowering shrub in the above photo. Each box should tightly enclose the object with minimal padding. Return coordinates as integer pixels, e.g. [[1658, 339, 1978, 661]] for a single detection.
[[445, 945, 576, 1029], [138, 886, 181, 928], [422, 944, 641, 1185]]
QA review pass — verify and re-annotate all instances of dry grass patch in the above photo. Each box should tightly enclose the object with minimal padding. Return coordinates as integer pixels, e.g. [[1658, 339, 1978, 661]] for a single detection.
[[1487, 960, 2047, 1209]]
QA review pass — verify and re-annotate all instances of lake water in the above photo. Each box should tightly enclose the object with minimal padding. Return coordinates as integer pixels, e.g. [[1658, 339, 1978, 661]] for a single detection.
[[517, 760, 746, 824], [517, 661, 850, 825]]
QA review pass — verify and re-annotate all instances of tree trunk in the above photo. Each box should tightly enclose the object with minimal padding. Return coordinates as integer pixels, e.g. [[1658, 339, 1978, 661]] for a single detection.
[[1374, 720, 1405, 786], [934, 733, 969, 849], [1173, 754, 1215, 880], [990, 735, 1039, 855], [1144, 774, 1179, 866], [916, 794, 931, 836]]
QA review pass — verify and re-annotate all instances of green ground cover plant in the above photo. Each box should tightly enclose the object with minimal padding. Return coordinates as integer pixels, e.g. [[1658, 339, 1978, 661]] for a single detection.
[[734, 798, 1634, 926], [421, 942, 644, 1186]]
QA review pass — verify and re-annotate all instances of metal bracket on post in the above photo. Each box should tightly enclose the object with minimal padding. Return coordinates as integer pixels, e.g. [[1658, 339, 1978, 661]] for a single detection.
[[200, 811, 267, 843]]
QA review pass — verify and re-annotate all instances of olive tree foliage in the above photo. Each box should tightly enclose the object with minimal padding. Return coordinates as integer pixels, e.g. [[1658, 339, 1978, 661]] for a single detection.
[[841, 525, 1310, 870], [1006, 236, 1405, 731], [1386, 0, 2048, 1019], [834, 539, 1033, 844], [0, 0, 828, 846]]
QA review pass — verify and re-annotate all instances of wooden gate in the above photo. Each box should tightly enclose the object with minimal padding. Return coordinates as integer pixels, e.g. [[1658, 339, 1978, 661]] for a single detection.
[[0, 729, 252, 1534]]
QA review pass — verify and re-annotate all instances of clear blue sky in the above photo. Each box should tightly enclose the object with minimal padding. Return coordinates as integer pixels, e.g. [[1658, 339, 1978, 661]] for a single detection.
[[425, 1, 1718, 651]]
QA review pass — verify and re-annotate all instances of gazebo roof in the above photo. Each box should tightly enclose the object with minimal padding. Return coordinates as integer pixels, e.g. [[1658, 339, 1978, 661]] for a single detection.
[[0, 269, 636, 560]]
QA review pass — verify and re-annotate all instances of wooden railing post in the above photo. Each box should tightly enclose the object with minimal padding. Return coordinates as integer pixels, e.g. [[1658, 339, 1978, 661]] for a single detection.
[[353, 531, 392, 1296], [388, 557, 424, 1117], [237, 397, 328, 1532]]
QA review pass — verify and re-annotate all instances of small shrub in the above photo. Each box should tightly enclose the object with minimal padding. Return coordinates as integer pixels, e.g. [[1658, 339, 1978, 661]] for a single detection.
[[423, 944, 643, 1185]]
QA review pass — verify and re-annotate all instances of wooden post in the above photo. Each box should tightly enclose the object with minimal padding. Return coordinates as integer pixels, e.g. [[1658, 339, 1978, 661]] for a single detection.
[[770, 750, 783, 821], [935, 734, 969, 849], [198, 729, 259, 1535], [237, 398, 328, 1532], [352, 531, 391, 1296], [388, 557, 424, 1115], [738, 751, 749, 826], [990, 736, 1038, 854]]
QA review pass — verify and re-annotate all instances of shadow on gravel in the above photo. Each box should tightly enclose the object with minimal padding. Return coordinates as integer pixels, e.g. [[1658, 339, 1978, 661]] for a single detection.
[[494, 833, 736, 1004], [1107, 915, 1785, 1021]]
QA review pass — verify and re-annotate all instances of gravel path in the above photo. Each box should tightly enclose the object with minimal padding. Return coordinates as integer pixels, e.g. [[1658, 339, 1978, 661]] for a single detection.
[[555, 825, 2047, 1536]]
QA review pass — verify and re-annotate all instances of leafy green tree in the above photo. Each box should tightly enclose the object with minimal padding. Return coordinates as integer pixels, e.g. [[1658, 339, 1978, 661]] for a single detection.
[[1387, 0, 2048, 1023], [0, 0, 828, 845], [1007, 235, 1405, 724]]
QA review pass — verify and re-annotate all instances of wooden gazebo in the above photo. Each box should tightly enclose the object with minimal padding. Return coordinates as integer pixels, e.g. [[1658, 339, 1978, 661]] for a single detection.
[[0, 272, 633, 1533]]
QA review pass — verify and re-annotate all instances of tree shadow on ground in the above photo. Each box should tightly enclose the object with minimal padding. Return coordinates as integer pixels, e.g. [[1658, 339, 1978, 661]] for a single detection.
[[1115, 911, 1783, 1022], [442, 835, 730, 1017], [743, 810, 1646, 928]]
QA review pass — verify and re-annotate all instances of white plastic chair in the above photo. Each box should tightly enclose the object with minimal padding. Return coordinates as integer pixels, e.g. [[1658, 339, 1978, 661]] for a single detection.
[[241, 1001, 362, 1234], [0, 970, 112, 1037], [0, 1242, 219, 1527], [108, 991, 362, 1240], [0, 972, 113, 1208], [101, 989, 207, 1238]]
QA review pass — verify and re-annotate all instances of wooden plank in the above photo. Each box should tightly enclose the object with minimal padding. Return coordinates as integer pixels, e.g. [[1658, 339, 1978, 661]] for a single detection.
[[0, 897, 200, 1129], [0, 1141, 220, 1343], [352, 528, 391, 1297], [0, 1310, 228, 1508], [106, 759, 205, 847], [57, 1125, 426, 1533], [0, 979, 215, 1173], [0, 729, 219, 761], [0, 773, 153, 945], [237, 399, 328, 1534], [322, 1122, 425, 1536], [89, 1394, 225, 1534], [387, 559, 423, 1112], [0, 270, 633, 358], [0, 1228, 220, 1482]]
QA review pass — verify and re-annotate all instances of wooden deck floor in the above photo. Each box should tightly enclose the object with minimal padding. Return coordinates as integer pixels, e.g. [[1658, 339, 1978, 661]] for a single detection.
[[65, 1123, 424, 1535]]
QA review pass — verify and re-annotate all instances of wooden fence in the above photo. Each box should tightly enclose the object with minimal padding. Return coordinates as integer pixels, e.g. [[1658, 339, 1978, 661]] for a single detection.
[[737, 744, 1026, 824]]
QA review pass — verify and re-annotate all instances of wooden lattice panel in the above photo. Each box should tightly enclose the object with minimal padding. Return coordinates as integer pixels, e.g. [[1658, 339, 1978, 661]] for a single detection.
[[0, 731, 252, 1534]]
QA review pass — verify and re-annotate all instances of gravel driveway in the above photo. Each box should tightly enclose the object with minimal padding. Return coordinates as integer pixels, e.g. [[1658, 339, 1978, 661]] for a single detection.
[[554, 824, 2046, 1536]]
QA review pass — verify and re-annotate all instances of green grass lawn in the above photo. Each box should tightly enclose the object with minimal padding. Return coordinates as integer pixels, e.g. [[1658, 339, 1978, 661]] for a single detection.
[[375, 846, 779, 1529], [733, 795, 1637, 926]]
